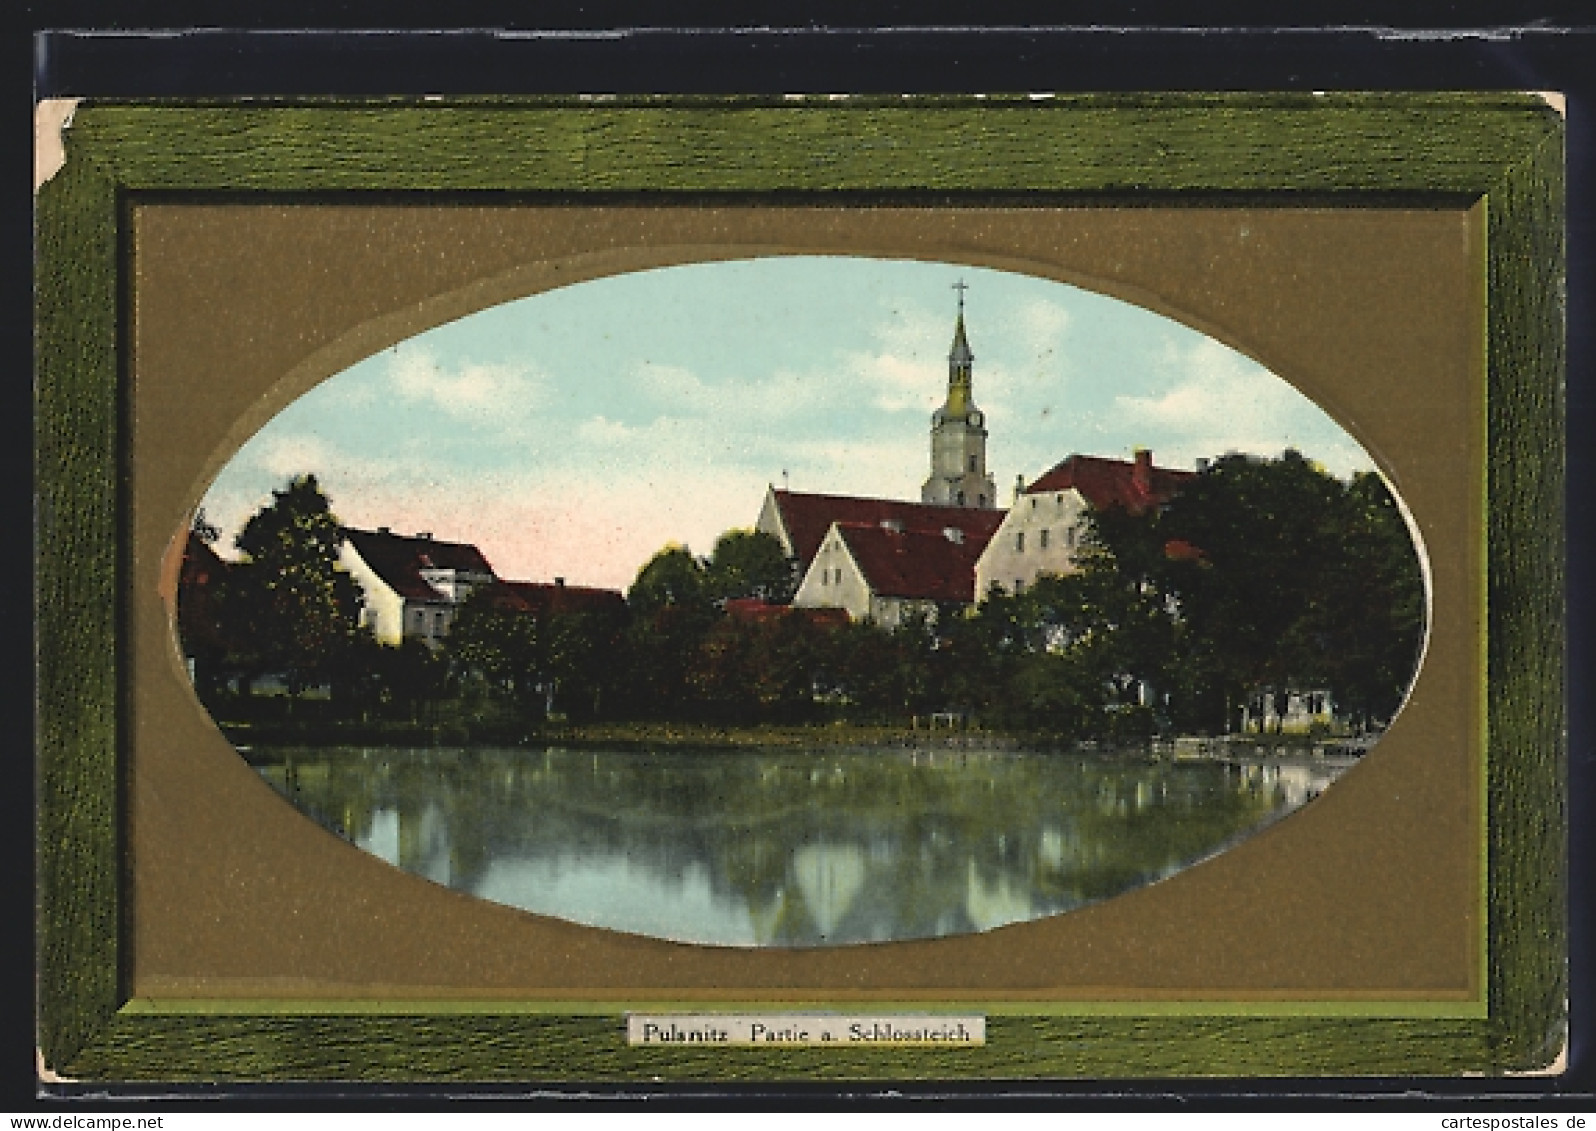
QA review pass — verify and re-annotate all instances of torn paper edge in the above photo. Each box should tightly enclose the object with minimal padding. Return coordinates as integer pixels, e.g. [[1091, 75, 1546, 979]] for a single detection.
[[1536, 91, 1567, 117], [36, 1046, 77, 1085], [35, 98, 81, 193]]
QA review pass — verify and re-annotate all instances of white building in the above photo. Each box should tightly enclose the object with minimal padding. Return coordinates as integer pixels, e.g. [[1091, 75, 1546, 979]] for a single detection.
[[975, 450, 1195, 598], [792, 518, 994, 628], [757, 487, 1005, 586], [339, 527, 497, 648], [1239, 688, 1336, 735]]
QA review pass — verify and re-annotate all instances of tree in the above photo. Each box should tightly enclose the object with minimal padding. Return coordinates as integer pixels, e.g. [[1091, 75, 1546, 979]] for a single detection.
[[973, 522, 1174, 739], [190, 507, 221, 545], [627, 544, 712, 615], [1313, 472, 1427, 731], [540, 607, 626, 721], [702, 529, 799, 605], [447, 587, 544, 717], [374, 637, 450, 722], [1158, 451, 1424, 734], [214, 474, 363, 696]]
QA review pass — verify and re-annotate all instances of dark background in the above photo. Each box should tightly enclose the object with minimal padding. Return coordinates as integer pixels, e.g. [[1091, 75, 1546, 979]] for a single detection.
[[14, 5, 1594, 1111]]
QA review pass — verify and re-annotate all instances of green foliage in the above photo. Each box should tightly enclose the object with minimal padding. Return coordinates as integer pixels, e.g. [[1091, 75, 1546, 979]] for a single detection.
[[1159, 452, 1425, 733], [448, 588, 542, 704], [627, 544, 711, 614], [211, 474, 363, 696], [703, 529, 799, 604], [360, 638, 449, 722], [446, 589, 624, 722], [1312, 472, 1428, 729]]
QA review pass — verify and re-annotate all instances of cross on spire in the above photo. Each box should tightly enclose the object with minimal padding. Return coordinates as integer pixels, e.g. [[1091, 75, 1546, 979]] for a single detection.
[[952, 278, 968, 313]]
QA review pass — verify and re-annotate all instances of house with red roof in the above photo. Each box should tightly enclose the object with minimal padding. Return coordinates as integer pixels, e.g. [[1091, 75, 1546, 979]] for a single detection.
[[723, 597, 850, 629], [791, 517, 997, 628], [340, 528, 627, 649], [975, 449, 1195, 599], [757, 488, 1007, 579], [339, 526, 498, 648], [481, 578, 627, 620], [176, 531, 231, 683]]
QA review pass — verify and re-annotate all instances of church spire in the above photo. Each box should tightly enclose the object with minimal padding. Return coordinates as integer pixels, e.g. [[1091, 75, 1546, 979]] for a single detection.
[[921, 280, 996, 509], [947, 279, 974, 413]]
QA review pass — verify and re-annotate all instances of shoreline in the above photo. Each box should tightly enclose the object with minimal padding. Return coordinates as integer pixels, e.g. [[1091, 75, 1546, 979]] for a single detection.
[[220, 717, 1378, 760]]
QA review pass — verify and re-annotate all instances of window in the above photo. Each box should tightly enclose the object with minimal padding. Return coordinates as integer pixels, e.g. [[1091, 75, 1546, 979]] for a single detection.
[[968, 454, 977, 472], [1015, 579, 1025, 593], [1039, 528, 1050, 549], [1016, 532, 1025, 553], [956, 490, 965, 505], [1030, 497, 1037, 510], [1066, 527, 1076, 549]]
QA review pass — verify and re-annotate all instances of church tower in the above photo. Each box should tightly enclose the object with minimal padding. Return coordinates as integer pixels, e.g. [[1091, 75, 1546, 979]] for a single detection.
[[921, 282, 998, 509]]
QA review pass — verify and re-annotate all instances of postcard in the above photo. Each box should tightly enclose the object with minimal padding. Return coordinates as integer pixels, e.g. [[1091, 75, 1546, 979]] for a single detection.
[[35, 94, 1566, 1084]]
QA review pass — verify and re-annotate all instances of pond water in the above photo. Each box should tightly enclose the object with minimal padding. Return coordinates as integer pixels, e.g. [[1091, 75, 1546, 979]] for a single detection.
[[250, 744, 1345, 948]]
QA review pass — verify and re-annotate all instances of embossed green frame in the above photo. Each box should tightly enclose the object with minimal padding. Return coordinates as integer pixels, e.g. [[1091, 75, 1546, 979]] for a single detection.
[[35, 93, 1564, 1084]]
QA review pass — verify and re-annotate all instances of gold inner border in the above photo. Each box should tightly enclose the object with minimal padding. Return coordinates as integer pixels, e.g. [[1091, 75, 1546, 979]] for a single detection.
[[129, 203, 1485, 1009]]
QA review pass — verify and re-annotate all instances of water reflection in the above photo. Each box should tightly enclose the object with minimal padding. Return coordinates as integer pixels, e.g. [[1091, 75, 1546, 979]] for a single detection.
[[252, 745, 1343, 947]]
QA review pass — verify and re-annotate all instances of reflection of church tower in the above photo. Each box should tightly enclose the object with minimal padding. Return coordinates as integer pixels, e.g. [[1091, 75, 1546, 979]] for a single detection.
[[921, 281, 998, 509]]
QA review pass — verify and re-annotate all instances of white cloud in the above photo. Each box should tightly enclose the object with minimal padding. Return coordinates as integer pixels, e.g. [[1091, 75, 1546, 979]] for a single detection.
[[387, 345, 548, 429], [250, 433, 339, 479], [839, 303, 947, 414], [1008, 297, 1072, 359], [1117, 338, 1290, 435], [636, 360, 837, 424], [1109, 337, 1373, 476]]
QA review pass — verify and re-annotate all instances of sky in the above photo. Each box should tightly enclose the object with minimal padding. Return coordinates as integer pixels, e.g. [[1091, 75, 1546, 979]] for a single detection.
[[198, 256, 1375, 591]]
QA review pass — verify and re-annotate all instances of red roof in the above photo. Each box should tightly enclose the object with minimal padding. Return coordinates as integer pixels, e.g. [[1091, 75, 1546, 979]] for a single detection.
[[343, 528, 496, 604], [770, 489, 1006, 569], [490, 579, 626, 617], [180, 532, 227, 589], [177, 533, 230, 653], [724, 597, 850, 628], [1024, 452, 1193, 514], [1163, 538, 1206, 562], [833, 522, 990, 604]]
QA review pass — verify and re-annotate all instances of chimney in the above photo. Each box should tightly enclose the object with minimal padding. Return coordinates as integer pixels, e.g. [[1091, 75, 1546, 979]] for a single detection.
[[418, 532, 433, 540], [943, 527, 964, 544], [555, 576, 566, 587], [377, 526, 391, 534], [1013, 473, 1026, 503], [1195, 457, 1210, 473], [1132, 448, 1152, 494]]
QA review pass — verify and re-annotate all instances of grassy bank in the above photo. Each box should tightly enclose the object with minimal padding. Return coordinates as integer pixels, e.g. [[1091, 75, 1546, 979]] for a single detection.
[[220, 715, 1048, 752], [216, 717, 1032, 751], [217, 712, 1374, 758]]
